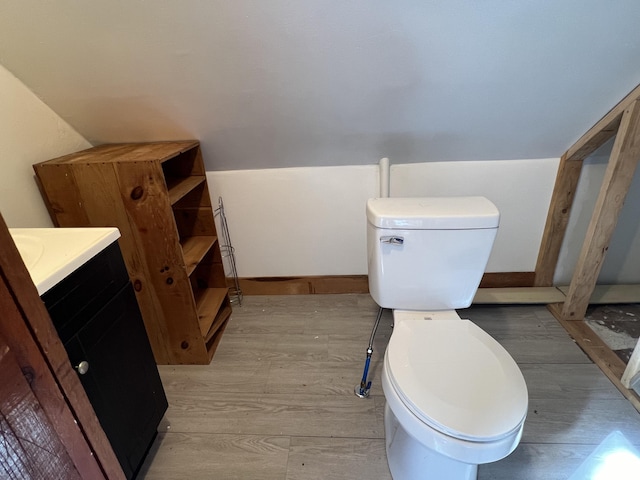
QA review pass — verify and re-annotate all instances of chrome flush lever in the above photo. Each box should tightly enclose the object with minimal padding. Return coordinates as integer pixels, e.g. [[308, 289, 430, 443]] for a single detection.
[[380, 236, 404, 245]]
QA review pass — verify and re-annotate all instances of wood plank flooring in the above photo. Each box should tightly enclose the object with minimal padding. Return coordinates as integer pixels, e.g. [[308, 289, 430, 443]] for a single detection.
[[138, 295, 640, 479]]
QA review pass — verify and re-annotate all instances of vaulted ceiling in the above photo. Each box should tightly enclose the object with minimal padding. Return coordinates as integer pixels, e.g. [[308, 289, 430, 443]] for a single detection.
[[1, 1, 640, 170]]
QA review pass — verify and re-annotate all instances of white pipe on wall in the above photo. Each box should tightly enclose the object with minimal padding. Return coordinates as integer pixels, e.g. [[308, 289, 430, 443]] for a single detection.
[[379, 157, 390, 198]]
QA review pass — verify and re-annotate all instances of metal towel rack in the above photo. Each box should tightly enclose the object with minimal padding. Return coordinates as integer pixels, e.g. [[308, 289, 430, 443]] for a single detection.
[[215, 197, 242, 306]]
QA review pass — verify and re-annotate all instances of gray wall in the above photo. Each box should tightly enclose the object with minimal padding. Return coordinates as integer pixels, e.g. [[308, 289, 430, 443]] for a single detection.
[[1, 1, 640, 171]]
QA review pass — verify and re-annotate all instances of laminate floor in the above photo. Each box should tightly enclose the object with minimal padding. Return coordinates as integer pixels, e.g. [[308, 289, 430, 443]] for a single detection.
[[138, 295, 640, 479]]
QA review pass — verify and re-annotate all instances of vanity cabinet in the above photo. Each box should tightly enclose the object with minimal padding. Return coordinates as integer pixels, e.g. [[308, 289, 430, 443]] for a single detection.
[[34, 141, 232, 364], [42, 242, 167, 480]]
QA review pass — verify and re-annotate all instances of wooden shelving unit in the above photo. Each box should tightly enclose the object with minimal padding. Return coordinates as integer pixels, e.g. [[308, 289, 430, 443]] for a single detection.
[[34, 140, 231, 365]]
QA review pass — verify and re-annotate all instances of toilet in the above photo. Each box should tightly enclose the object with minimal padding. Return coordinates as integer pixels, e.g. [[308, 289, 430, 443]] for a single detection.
[[367, 196, 528, 480]]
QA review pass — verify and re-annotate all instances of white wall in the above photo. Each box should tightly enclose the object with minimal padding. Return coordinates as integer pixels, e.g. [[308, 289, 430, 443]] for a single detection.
[[0, 64, 91, 227], [208, 166, 378, 277], [207, 158, 560, 277], [208, 156, 640, 284], [391, 159, 560, 273]]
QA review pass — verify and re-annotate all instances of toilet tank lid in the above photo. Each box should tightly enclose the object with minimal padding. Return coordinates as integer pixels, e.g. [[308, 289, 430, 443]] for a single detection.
[[367, 197, 499, 230]]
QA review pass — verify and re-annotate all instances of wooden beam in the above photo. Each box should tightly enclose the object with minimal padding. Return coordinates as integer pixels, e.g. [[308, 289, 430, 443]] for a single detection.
[[534, 83, 640, 288], [232, 275, 369, 295], [230, 272, 535, 295], [232, 276, 640, 301], [556, 284, 640, 304], [473, 287, 565, 304], [548, 304, 640, 412], [560, 100, 640, 320], [479, 271, 535, 288], [475, 284, 640, 305], [565, 83, 640, 162], [534, 154, 584, 286]]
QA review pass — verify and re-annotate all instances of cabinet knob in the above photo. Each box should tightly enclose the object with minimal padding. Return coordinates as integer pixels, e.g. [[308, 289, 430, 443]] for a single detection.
[[75, 360, 90, 375]]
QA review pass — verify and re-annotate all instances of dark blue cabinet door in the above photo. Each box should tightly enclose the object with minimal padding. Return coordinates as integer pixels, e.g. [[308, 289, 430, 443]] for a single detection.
[[64, 284, 167, 479]]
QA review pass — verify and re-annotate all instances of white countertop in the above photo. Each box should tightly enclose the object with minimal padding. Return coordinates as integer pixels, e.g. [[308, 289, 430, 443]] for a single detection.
[[10, 227, 121, 295]]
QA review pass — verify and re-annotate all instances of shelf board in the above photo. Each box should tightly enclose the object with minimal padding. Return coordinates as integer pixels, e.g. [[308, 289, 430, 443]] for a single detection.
[[473, 287, 565, 304], [167, 175, 205, 205], [204, 305, 232, 343], [206, 316, 231, 362], [181, 236, 216, 276], [195, 287, 229, 338]]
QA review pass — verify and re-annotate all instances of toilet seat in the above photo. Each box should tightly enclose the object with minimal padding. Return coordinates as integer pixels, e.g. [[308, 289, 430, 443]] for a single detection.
[[385, 319, 528, 442]]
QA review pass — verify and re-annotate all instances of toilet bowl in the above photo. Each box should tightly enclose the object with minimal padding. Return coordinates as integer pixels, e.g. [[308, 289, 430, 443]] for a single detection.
[[366, 197, 529, 479], [382, 311, 527, 479]]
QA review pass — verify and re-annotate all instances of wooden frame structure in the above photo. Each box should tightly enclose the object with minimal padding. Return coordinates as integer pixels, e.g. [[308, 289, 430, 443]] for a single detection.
[[534, 84, 640, 410]]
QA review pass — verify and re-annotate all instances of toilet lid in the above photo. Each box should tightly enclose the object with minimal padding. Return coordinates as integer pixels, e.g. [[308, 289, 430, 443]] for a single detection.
[[385, 319, 528, 442]]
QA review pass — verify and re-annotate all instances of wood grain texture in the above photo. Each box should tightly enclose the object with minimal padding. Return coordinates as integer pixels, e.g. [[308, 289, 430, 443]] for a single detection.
[[534, 154, 584, 286], [233, 275, 370, 295], [167, 176, 205, 204], [565, 83, 640, 162], [0, 213, 122, 479], [33, 163, 91, 227], [34, 142, 232, 365], [479, 271, 536, 288], [557, 284, 640, 304], [115, 160, 208, 364], [0, 335, 81, 480], [36, 141, 200, 165], [535, 84, 640, 295], [549, 303, 640, 412], [561, 100, 640, 321], [139, 296, 640, 479], [286, 437, 390, 480], [73, 160, 174, 363], [181, 236, 216, 275], [473, 287, 565, 304], [231, 272, 535, 295], [173, 207, 216, 238], [140, 433, 290, 480]]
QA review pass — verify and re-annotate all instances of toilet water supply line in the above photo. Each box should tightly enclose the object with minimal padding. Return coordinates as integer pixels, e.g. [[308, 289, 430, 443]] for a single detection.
[[355, 306, 385, 398], [355, 157, 391, 398]]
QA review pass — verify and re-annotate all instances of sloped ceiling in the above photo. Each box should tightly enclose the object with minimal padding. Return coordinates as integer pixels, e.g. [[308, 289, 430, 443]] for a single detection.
[[1, 1, 640, 170]]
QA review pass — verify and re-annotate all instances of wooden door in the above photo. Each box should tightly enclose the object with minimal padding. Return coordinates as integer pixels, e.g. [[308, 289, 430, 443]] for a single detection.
[[0, 332, 81, 479], [0, 212, 123, 479]]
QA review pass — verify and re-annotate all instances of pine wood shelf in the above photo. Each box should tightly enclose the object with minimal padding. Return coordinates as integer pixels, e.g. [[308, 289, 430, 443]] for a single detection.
[[181, 235, 216, 276], [34, 141, 232, 365], [167, 176, 205, 205], [195, 287, 230, 338]]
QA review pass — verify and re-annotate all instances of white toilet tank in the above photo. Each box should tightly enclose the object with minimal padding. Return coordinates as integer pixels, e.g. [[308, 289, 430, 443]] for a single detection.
[[367, 197, 499, 311]]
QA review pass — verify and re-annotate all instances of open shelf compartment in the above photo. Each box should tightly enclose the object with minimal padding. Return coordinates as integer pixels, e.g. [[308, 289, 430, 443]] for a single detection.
[[181, 236, 217, 276], [167, 176, 205, 205], [195, 287, 230, 338]]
